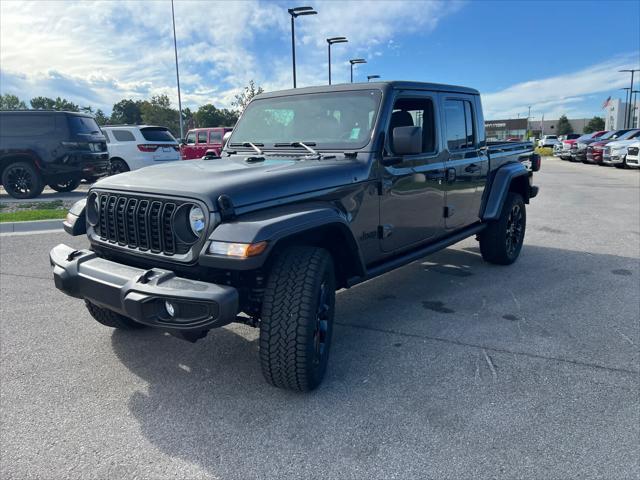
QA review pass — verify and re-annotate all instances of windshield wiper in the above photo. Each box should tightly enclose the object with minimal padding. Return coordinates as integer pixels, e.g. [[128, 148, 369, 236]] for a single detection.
[[229, 142, 264, 155], [274, 141, 318, 154]]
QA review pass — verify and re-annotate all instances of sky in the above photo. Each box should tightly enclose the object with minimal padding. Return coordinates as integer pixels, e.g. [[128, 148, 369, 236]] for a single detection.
[[1, 0, 639, 121]]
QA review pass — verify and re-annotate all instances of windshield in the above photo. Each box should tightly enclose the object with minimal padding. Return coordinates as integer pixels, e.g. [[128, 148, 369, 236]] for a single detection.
[[229, 90, 382, 150], [617, 129, 639, 140], [599, 131, 617, 140], [68, 115, 101, 135]]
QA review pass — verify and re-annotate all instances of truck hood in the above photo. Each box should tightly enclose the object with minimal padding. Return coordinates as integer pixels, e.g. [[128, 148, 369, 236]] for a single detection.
[[607, 139, 638, 149], [91, 154, 371, 211]]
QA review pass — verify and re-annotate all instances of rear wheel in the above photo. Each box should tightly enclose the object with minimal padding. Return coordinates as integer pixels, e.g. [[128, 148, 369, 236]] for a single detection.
[[49, 178, 81, 192], [479, 192, 526, 265], [110, 158, 129, 175], [84, 300, 145, 330], [1, 161, 44, 199], [259, 246, 336, 392]]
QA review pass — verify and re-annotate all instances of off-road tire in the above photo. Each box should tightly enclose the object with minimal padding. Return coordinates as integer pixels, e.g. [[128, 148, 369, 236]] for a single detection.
[[259, 246, 336, 392], [84, 300, 145, 330], [49, 178, 81, 192], [1, 161, 44, 199], [479, 192, 526, 265]]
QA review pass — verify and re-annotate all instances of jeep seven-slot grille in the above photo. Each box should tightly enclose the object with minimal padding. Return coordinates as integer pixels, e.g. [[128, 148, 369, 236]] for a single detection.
[[96, 193, 191, 256]]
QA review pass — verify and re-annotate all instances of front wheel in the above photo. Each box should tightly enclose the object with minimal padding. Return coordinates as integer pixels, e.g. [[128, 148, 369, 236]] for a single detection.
[[259, 246, 336, 392], [479, 192, 526, 265], [1, 161, 44, 199], [49, 178, 81, 192]]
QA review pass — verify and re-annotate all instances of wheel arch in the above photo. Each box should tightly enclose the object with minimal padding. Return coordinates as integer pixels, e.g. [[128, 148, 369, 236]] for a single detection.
[[482, 163, 530, 221], [0, 153, 41, 181]]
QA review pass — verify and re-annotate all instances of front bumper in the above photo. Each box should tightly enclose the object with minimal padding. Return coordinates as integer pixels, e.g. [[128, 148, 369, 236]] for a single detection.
[[602, 153, 625, 165], [50, 244, 238, 330]]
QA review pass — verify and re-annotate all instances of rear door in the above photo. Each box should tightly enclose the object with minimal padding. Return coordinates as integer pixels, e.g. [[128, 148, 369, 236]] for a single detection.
[[209, 129, 223, 155], [379, 91, 446, 253], [196, 130, 209, 157], [440, 95, 486, 229]]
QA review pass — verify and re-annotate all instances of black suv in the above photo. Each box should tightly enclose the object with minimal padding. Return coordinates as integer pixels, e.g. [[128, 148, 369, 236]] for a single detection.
[[51, 82, 539, 391], [0, 111, 109, 198]]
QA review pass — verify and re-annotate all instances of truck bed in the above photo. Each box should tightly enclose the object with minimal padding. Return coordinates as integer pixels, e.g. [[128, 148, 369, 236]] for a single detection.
[[487, 141, 535, 170]]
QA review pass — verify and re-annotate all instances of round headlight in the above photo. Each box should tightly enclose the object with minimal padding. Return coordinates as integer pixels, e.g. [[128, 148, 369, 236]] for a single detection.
[[189, 205, 206, 236], [86, 193, 100, 226]]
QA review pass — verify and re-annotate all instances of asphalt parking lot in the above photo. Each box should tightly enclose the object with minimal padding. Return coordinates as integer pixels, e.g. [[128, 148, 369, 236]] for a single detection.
[[1, 158, 638, 479]]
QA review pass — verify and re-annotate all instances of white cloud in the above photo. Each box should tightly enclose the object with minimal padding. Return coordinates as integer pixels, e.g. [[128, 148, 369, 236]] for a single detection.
[[481, 53, 640, 119], [0, 0, 461, 112]]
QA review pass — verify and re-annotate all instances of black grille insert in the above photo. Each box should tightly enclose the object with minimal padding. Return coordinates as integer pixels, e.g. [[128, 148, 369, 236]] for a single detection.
[[94, 193, 199, 257]]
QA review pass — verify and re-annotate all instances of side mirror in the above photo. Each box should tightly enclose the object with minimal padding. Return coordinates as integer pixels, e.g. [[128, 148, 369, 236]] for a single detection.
[[222, 131, 232, 150], [393, 126, 422, 156]]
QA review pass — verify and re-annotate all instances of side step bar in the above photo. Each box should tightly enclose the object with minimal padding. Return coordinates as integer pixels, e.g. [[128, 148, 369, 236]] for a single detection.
[[347, 223, 486, 287]]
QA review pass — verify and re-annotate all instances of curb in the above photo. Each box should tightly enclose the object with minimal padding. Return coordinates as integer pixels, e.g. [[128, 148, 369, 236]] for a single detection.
[[0, 218, 64, 234]]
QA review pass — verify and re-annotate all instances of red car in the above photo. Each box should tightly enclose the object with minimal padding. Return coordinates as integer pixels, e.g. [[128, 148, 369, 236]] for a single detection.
[[180, 127, 233, 160], [559, 131, 606, 160]]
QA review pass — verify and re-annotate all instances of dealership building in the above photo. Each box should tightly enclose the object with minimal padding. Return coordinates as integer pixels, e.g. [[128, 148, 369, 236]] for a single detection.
[[603, 98, 640, 130], [485, 117, 593, 141]]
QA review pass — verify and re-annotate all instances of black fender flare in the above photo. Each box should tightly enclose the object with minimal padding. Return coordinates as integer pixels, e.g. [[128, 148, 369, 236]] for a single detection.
[[198, 202, 366, 279], [482, 162, 529, 221]]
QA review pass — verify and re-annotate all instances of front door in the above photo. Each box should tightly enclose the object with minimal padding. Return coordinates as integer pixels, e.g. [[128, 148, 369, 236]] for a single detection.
[[440, 95, 486, 229], [380, 92, 447, 253], [196, 130, 209, 157], [182, 131, 197, 159]]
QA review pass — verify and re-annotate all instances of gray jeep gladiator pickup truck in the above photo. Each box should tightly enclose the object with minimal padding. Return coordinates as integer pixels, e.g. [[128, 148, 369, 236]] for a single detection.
[[50, 81, 539, 391]]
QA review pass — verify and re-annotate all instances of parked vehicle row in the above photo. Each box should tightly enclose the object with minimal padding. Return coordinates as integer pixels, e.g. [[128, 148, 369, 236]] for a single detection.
[[552, 128, 640, 169]]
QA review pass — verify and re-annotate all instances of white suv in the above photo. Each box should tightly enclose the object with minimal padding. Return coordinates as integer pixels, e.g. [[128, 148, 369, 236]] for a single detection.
[[539, 135, 560, 148], [624, 140, 640, 169], [102, 125, 180, 174]]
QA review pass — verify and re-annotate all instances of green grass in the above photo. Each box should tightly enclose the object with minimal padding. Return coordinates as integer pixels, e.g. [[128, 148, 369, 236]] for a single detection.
[[0, 209, 67, 223], [16, 200, 64, 210]]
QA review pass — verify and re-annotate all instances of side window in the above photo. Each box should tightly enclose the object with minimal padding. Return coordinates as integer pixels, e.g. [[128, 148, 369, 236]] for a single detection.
[[210, 131, 223, 143], [197, 131, 208, 143], [387, 97, 437, 155], [444, 99, 475, 151], [112, 130, 136, 142], [185, 132, 196, 144]]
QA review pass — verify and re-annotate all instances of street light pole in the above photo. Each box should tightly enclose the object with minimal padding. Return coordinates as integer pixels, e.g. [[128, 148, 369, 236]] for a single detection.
[[632, 90, 640, 128], [620, 69, 639, 129], [621, 88, 631, 129], [326, 37, 348, 85], [171, 0, 184, 140], [349, 58, 366, 83], [288, 6, 317, 88], [527, 105, 531, 139]]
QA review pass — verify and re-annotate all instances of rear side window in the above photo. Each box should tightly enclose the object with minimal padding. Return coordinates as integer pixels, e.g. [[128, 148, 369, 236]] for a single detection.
[[141, 127, 175, 142], [0, 114, 56, 136], [444, 99, 475, 151], [210, 130, 223, 143], [197, 131, 208, 143], [112, 130, 136, 142], [68, 116, 100, 135]]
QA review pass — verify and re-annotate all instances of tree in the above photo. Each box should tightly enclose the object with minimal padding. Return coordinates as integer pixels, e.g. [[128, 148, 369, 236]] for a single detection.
[[140, 95, 180, 136], [94, 109, 110, 126], [583, 116, 605, 134], [30, 96, 79, 111], [110, 99, 144, 125], [0, 94, 27, 110], [231, 80, 264, 112], [556, 115, 573, 135]]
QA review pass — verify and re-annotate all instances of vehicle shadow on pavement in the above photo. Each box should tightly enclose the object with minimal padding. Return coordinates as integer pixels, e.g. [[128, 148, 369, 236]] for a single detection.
[[109, 243, 639, 479]]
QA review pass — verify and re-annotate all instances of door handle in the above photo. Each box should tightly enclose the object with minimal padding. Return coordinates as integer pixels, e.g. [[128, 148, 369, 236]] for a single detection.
[[465, 163, 481, 173]]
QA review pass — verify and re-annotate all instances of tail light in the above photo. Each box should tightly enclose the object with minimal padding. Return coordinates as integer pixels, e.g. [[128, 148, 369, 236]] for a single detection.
[[137, 144, 160, 152]]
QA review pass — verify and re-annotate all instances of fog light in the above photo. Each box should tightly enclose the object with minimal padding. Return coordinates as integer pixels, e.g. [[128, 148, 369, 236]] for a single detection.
[[165, 300, 176, 317]]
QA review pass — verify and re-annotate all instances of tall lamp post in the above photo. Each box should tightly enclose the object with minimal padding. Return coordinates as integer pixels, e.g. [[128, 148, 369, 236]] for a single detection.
[[632, 90, 640, 128], [349, 58, 367, 83], [288, 6, 317, 88], [171, 0, 184, 140], [326, 37, 348, 85], [620, 69, 639, 129], [621, 87, 631, 128], [367, 75, 380, 82]]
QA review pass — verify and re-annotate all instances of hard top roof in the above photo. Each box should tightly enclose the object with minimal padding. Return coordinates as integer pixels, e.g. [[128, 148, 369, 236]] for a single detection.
[[255, 81, 480, 99]]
